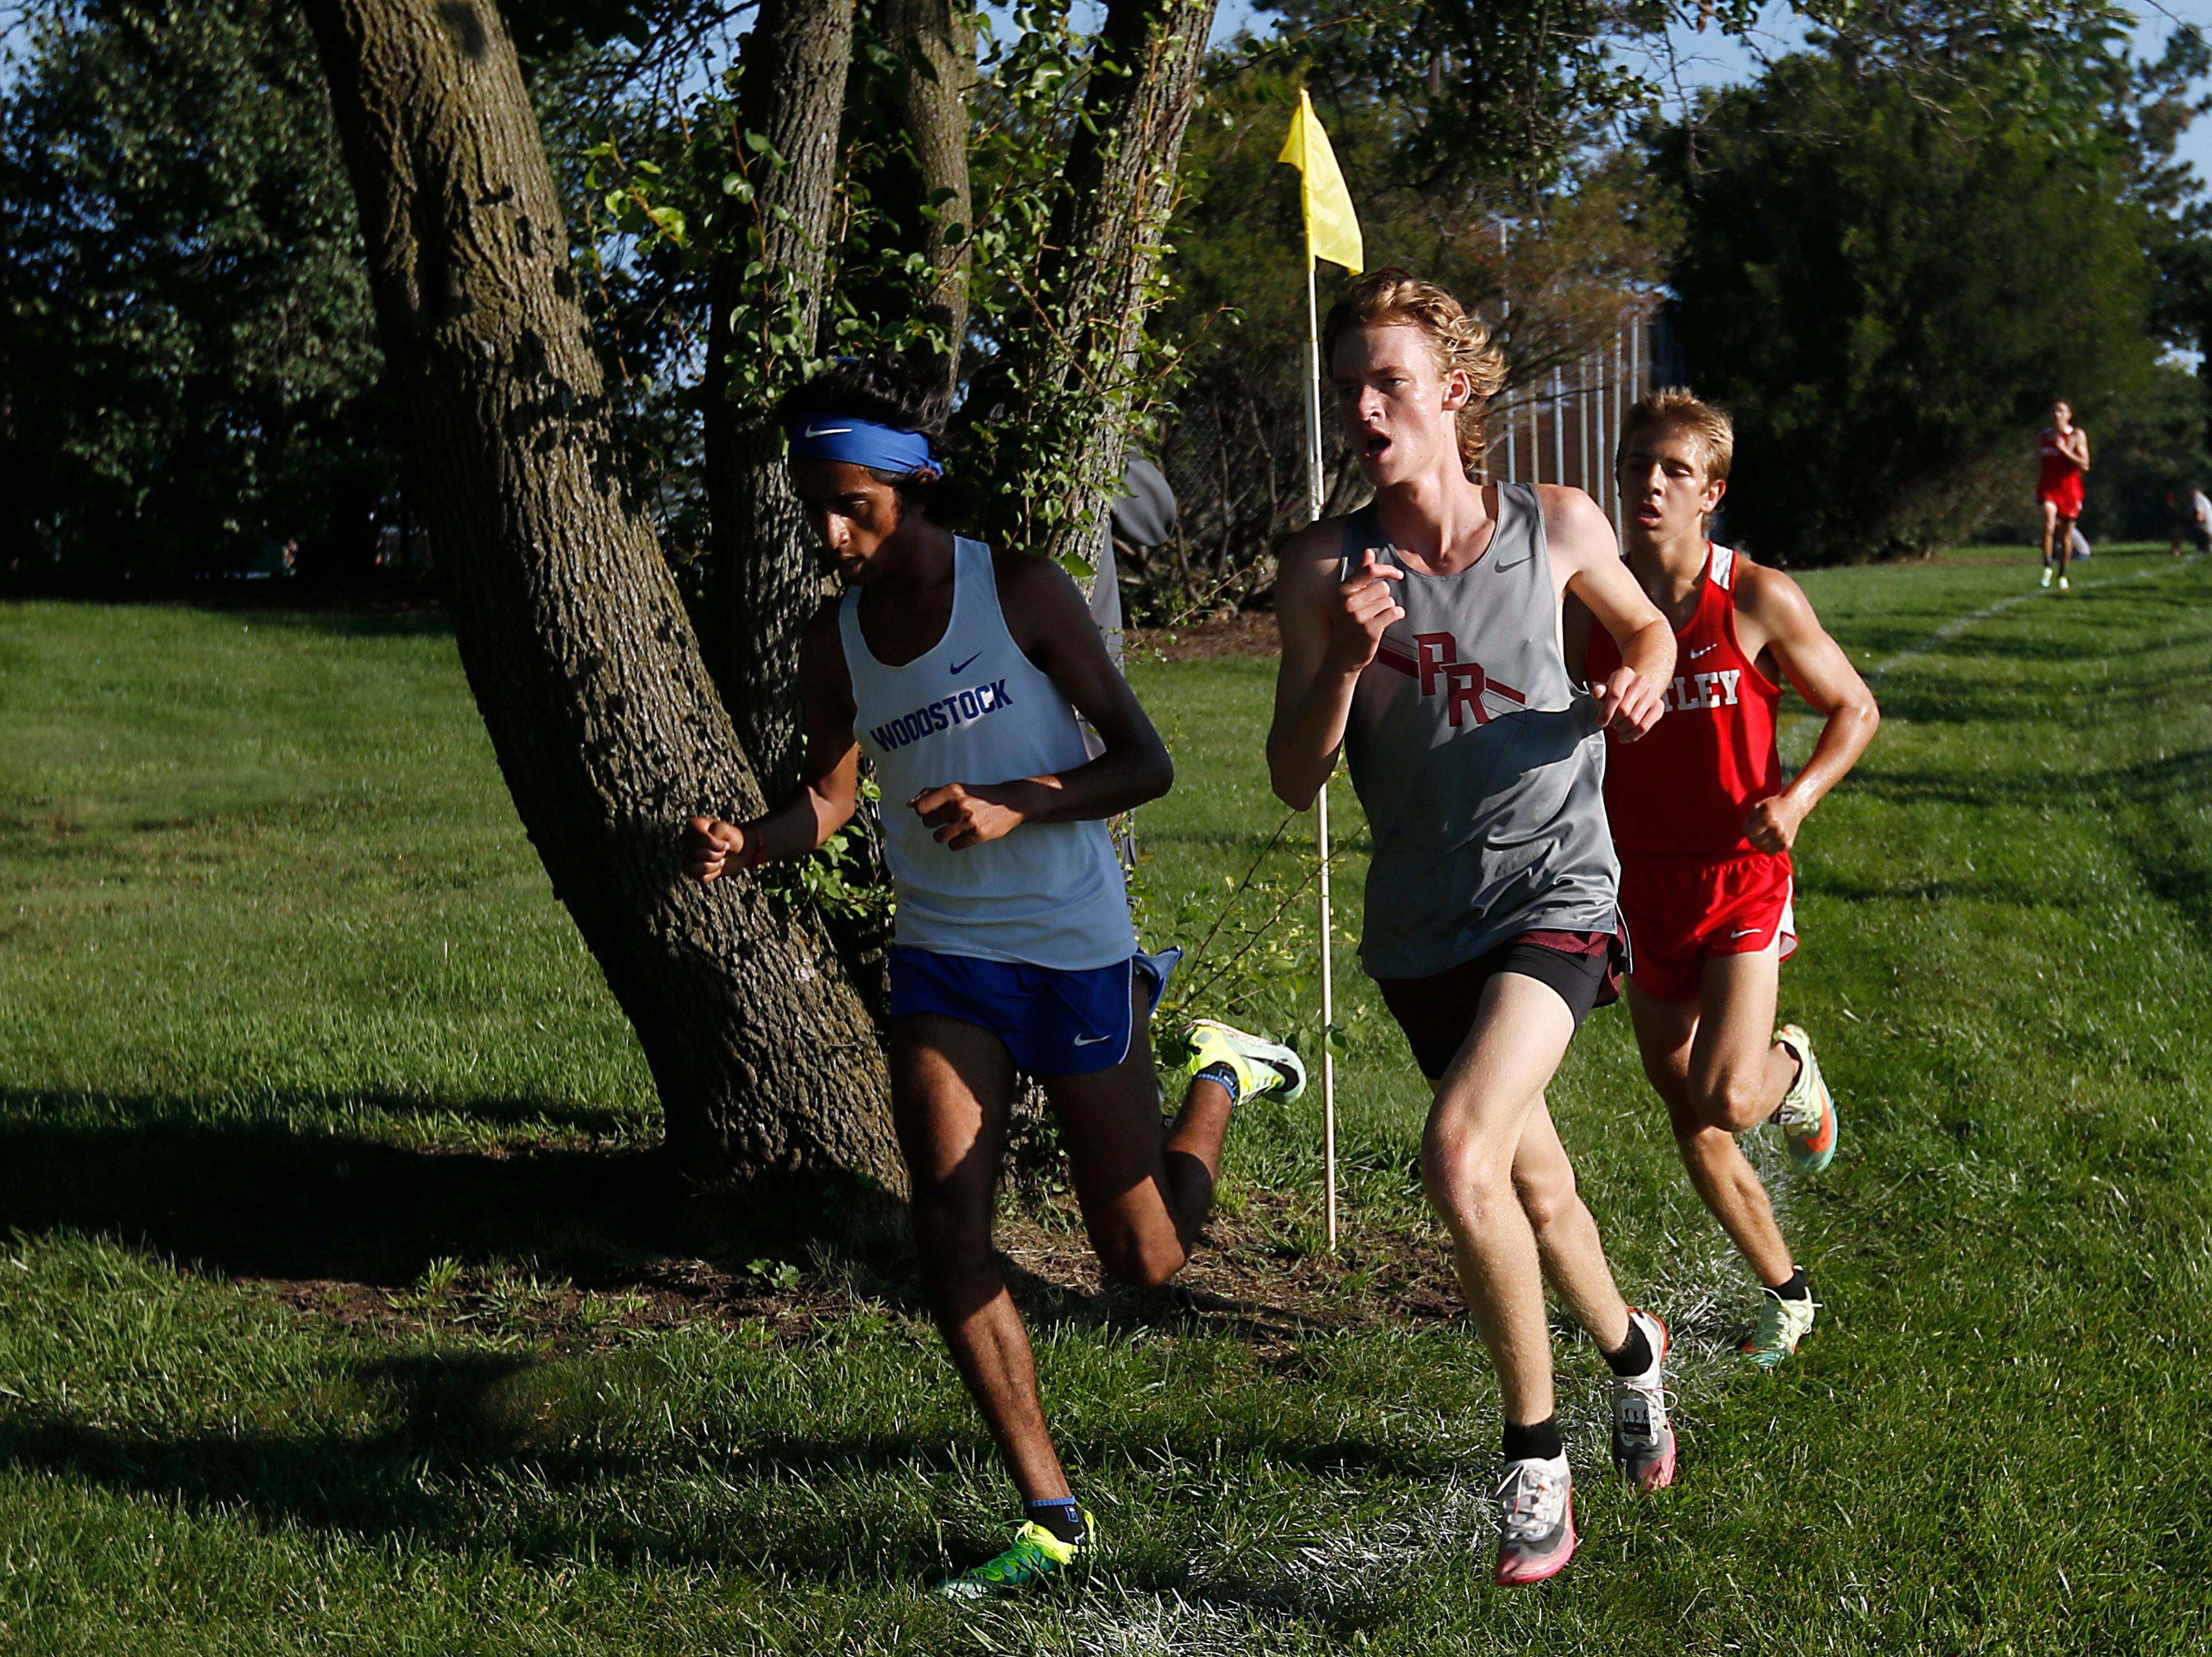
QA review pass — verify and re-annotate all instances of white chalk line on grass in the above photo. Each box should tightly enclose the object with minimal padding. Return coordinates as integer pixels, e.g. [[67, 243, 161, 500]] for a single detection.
[[1866, 552, 2203, 684], [999, 556, 2208, 1654]]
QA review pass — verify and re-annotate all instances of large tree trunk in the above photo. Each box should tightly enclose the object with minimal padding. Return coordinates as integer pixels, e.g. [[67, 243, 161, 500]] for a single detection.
[[985, 0, 1218, 576], [702, 0, 855, 797], [299, 0, 899, 1188], [876, 0, 978, 401]]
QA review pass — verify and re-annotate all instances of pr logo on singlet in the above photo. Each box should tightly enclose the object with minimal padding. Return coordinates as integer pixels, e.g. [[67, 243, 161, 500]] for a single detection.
[[1664, 670, 1744, 711], [868, 679, 1014, 751], [1374, 631, 1526, 726]]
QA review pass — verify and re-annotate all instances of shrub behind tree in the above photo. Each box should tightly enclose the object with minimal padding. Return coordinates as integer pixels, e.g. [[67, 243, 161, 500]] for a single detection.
[[1657, 53, 2158, 563]]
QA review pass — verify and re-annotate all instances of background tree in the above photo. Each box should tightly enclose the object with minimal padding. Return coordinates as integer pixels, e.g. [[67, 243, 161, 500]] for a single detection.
[[289, 0, 1222, 1189], [1655, 45, 2160, 562], [297, 0, 904, 1187], [1132, 4, 1684, 616], [0, 0, 390, 584]]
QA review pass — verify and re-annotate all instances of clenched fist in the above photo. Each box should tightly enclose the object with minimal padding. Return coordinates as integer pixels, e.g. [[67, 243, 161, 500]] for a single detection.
[[1593, 667, 1666, 743], [683, 815, 753, 881], [1327, 549, 1407, 673], [912, 783, 1031, 850]]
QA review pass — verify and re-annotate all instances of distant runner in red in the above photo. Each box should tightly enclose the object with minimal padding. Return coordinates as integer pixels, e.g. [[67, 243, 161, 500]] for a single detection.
[[2037, 399, 2091, 590], [1571, 390, 1880, 1370]]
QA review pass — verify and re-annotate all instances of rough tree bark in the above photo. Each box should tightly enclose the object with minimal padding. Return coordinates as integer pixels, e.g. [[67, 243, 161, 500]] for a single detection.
[[298, 0, 899, 1187], [990, 0, 1219, 574], [876, 0, 978, 400], [701, 0, 854, 797]]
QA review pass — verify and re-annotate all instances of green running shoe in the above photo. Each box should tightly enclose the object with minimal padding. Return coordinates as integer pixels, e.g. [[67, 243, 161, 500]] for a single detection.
[[934, 1515, 1092, 1599], [1741, 1288, 1819, 1369], [1771, 1024, 1838, 1174], [1182, 1018, 1306, 1105]]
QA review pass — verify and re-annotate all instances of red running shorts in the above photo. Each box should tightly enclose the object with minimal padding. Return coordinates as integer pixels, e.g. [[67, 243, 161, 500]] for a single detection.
[[2037, 476, 2084, 519], [1618, 851, 1797, 1003]]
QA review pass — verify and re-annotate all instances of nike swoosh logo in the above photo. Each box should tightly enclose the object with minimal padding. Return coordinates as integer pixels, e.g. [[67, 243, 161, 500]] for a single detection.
[[1073, 1033, 1112, 1046], [1729, 927, 1762, 938], [802, 422, 853, 438], [1688, 643, 1720, 660], [949, 652, 980, 674]]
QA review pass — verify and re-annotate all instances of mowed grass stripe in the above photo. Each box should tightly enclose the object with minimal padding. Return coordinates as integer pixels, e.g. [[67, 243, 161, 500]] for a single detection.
[[1, 553, 2208, 1653]]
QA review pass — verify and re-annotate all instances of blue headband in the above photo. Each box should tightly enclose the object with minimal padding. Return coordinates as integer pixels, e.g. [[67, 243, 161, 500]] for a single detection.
[[785, 417, 941, 477]]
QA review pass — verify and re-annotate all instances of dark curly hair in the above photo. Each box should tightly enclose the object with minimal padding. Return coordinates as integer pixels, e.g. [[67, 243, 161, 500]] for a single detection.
[[773, 356, 976, 528]]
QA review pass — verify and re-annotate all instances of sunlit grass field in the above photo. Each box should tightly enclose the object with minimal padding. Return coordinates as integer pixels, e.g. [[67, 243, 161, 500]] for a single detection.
[[3, 545, 2209, 1652]]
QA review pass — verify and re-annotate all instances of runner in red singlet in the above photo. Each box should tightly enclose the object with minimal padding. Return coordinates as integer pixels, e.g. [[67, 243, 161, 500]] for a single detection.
[[1571, 389, 1880, 1369], [2036, 399, 2091, 590]]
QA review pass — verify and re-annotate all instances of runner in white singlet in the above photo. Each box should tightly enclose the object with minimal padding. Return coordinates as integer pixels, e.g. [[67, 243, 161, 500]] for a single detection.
[[681, 358, 1305, 1598]]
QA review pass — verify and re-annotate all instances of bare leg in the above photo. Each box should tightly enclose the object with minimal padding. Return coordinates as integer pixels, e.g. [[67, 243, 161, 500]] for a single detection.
[[1681, 945, 1798, 1134], [2041, 499, 2059, 568], [1047, 981, 1231, 1282], [1511, 1100, 1633, 1350], [2055, 515, 2077, 581], [1422, 973, 1632, 1427], [1626, 974, 1795, 1287], [892, 1015, 1070, 1503]]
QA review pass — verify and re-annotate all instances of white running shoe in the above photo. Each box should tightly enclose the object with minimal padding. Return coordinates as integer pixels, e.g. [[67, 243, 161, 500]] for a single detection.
[[2040, 565, 2053, 588], [1491, 1453, 1575, 1585], [2058, 576, 2070, 590], [1741, 1288, 1819, 1369], [1609, 1307, 1677, 1493]]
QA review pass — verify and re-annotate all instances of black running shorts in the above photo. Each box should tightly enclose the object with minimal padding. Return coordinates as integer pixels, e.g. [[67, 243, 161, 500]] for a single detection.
[[1373, 931, 1622, 1081]]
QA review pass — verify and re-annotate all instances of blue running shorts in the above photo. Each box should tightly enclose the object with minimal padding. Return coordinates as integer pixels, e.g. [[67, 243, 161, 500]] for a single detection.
[[887, 946, 1181, 1076]]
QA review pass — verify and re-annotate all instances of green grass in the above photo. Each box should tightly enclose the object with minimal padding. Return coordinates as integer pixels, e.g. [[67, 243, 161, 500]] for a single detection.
[[4, 546, 2210, 1652]]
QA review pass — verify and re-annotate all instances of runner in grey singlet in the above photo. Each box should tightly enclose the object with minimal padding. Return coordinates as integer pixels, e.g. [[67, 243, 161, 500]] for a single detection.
[[1339, 480, 1619, 979]]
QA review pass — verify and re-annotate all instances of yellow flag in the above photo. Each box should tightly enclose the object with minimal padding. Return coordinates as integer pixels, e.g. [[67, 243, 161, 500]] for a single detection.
[[1277, 88, 1363, 273]]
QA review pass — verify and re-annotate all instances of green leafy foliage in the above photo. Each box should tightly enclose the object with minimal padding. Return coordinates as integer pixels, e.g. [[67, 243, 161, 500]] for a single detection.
[[1258, 0, 1734, 194], [1148, 45, 1680, 617], [0, 0, 391, 583], [1656, 47, 2160, 562]]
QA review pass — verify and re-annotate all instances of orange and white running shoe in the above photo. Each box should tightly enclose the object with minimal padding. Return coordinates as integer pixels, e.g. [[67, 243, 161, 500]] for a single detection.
[[1772, 1024, 1838, 1174]]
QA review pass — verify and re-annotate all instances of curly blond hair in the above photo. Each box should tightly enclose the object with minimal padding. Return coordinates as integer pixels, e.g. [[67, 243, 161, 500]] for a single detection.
[[1619, 388, 1735, 484], [1322, 268, 1508, 474]]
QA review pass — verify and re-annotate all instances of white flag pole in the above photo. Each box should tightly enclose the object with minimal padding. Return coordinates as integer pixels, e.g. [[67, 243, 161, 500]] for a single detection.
[[1303, 251, 1338, 1254]]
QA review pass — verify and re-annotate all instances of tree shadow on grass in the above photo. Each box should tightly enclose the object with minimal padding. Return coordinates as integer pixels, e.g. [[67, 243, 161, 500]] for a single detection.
[[0, 1091, 742, 1289], [0, 1089, 1355, 1356], [0, 1342, 1458, 1614]]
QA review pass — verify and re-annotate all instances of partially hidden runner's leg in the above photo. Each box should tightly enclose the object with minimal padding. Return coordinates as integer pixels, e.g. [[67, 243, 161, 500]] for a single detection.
[[2055, 515, 2077, 585], [2041, 499, 2060, 578], [1681, 944, 1796, 1136], [1510, 1097, 1633, 1347], [1049, 977, 1308, 1280], [1508, 1083, 1678, 1495], [1627, 976, 1794, 1287], [1628, 955, 1824, 1367], [891, 1016, 1071, 1505], [1047, 979, 1228, 1284]]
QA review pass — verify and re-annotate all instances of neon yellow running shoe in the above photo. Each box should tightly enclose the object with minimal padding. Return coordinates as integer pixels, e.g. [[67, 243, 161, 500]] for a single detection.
[[1741, 1288, 1819, 1369], [1182, 1019, 1306, 1105], [934, 1515, 1093, 1599]]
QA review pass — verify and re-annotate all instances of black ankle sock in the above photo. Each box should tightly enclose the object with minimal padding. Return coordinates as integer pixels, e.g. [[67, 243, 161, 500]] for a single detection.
[[1500, 1414, 1563, 1463], [1025, 1498, 1085, 1545], [1768, 1266, 1811, 1302], [1603, 1319, 1654, 1378]]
